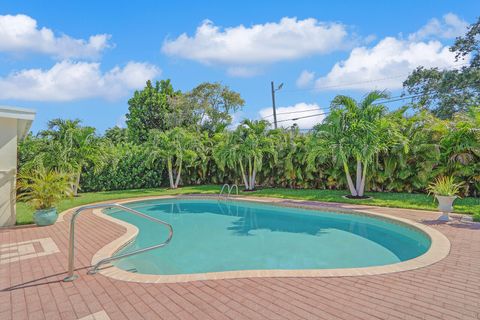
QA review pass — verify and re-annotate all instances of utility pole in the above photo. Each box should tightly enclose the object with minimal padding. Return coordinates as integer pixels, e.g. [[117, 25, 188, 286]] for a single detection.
[[270, 81, 283, 129]]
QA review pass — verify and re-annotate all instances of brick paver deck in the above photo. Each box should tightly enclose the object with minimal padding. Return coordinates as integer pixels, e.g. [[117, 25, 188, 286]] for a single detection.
[[1, 198, 479, 320]]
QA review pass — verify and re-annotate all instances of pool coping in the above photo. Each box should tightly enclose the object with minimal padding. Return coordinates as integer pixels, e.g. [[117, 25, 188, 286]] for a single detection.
[[88, 195, 451, 283]]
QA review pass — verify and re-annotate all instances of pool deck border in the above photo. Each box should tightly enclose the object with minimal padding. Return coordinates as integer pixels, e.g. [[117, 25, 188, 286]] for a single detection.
[[80, 195, 451, 284]]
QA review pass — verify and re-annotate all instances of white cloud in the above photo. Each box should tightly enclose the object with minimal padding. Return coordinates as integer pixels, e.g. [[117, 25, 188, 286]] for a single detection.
[[409, 13, 468, 41], [296, 70, 315, 88], [314, 14, 469, 91], [315, 13, 469, 90], [0, 14, 112, 59], [0, 60, 160, 101], [259, 102, 325, 129], [162, 17, 349, 67], [315, 38, 460, 91]]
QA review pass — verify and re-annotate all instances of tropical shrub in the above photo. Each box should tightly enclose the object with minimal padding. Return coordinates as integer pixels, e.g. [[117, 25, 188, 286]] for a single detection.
[[80, 143, 164, 191], [427, 176, 463, 197], [17, 166, 73, 210]]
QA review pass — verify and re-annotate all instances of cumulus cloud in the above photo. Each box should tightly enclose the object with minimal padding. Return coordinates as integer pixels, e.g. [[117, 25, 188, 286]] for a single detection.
[[0, 14, 112, 59], [408, 13, 468, 41], [314, 14, 469, 91], [259, 102, 325, 129], [296, 70, 315, 88], [315, 38, 459, 91], [0, 61, 160, 101], [162, 17, 350, 68]]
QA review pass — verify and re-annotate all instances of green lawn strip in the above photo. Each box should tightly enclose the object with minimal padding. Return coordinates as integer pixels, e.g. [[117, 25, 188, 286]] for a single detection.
[[248, 188, 480, 215], [15, 185, 219, 225], [16, 185, 480, 225]]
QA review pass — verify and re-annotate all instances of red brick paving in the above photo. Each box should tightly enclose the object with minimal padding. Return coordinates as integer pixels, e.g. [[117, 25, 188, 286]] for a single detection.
[[1, 200, 479, 320]]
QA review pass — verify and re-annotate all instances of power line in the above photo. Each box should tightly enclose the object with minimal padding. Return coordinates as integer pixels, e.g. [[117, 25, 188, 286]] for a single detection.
[[276, 111, 330, 123], [267, 81, 478, 126], [279, 61, 471, 94], [262, 107, 329, 119]]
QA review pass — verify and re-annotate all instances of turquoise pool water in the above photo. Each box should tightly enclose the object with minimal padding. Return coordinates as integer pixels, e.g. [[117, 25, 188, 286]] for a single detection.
[[106, 199, 431, 275]]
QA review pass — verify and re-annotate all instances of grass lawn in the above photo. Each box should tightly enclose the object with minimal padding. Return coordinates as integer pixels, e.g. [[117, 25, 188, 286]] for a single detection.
[[16, 185, 480, 225]]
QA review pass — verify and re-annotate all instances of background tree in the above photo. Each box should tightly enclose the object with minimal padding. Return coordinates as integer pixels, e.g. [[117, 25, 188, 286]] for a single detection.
[[403, 17, 480, 118], [126, 80, 180, 142], [182, 82, 245, 132], [104, 126, 129, 145]]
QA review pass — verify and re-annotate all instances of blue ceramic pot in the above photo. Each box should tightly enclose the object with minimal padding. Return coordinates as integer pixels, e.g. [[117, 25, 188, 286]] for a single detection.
[[34, 208, 58, 226]]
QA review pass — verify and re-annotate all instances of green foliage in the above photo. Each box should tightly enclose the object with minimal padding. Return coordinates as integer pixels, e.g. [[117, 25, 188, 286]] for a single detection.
[[403, 17, 480, 118], [214, 120, 276, 190], [184, 82, 245, 132], [427, 176, 463, 197], [18, 119, 103, 196], [310, 91, 395, 197], [125, 80, 245, 141], [80, 142, 164, 191], [125, 79, 181, 142], [104, 126, 129, 145], [147, 127, 198, 188], [17, 166, 73, 210], [16, 71, 479, 200]]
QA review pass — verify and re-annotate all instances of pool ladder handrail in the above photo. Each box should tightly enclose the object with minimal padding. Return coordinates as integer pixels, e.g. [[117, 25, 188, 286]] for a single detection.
[[63, 203, 173, 282], [219, 184, 239, 200]]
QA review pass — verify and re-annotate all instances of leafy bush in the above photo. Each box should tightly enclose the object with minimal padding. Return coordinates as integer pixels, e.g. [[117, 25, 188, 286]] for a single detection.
[[80, 143, 165, 191], [427, 176, 463, 196], [17, 166, 73, 210]]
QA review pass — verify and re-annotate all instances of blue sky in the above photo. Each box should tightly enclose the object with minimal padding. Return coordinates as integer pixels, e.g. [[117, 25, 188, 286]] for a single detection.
[[1, 0, 478, 133]]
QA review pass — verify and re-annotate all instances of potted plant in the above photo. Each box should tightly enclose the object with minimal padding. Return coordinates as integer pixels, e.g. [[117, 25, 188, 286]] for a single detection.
[[427, 176, 463, 221], [17, 167, 73, 226]]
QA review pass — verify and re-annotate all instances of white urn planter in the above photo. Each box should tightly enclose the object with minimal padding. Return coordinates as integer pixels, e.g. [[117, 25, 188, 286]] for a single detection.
[[435, 195, 457, 221]]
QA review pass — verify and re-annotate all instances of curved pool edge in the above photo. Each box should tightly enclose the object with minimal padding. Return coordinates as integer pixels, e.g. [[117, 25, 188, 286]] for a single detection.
[[89, 195, 451, 283]]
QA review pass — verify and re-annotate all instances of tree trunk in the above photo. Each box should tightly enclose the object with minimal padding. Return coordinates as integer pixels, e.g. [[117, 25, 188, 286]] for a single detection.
[[174, 160, 183, 188], [355, 159, 362, 192], [358, 161, 368, 197], [167, 158, 175, 189], [73, 169, 81, 196], [239, 161, 250, 190], [248, 158, 253, 190], [343, 161, 358, 196], [251, 167, 257, 190]]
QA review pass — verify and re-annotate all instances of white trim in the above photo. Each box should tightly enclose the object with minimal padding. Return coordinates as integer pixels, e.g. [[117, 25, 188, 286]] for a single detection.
[[0, 105, 36, 140]]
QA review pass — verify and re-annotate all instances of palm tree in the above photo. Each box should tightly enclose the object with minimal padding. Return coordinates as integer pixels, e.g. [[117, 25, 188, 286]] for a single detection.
[[147, 127, 198, 189], [214, 120, 276, 190], [310, 91, 392, 197], [39, 119, 102, 196]]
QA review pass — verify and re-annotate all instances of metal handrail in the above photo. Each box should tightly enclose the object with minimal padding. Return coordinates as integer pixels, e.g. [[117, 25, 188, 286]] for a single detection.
[[219, 184, 229, 199], [63, 203, 173, 282], [219, 184, 239, 200], [228, 184, 239, 198]]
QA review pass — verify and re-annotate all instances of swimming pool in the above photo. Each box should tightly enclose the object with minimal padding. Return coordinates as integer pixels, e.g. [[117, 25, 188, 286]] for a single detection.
[[103, 198, 431, 276]]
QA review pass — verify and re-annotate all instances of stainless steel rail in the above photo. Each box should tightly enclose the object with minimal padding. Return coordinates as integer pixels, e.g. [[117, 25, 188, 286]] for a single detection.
[[219, 184, 239, 200], [228, 184, 239, 197], [219, 184, 230, 198], [63, 203, 173, 282]]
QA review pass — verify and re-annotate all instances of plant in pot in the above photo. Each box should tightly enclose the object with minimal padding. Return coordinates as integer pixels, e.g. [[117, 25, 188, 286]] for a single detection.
[[427, 176, 463, 222], [17, 167, 73, 226]]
